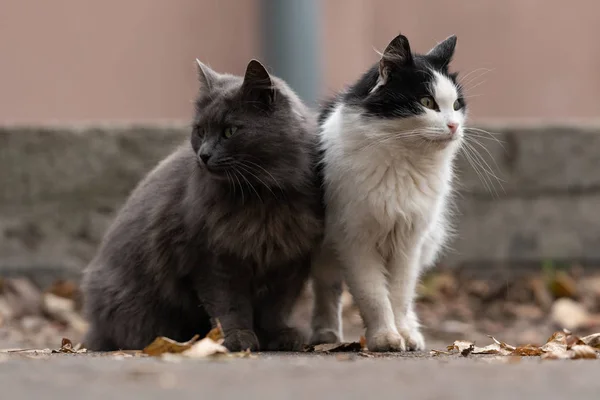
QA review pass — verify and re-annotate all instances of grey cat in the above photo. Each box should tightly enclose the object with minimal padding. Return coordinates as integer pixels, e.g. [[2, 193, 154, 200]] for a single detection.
[[82, 59, 323, 352]]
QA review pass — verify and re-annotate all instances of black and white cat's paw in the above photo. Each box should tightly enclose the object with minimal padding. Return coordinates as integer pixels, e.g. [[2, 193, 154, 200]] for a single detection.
[[223, 329, 260, 352], [366, 330, 406, 352], [399, 327, 425, 351], [264, 327, 306, 351], [397, 311, 426, 351], [310, 328, 341, 345]]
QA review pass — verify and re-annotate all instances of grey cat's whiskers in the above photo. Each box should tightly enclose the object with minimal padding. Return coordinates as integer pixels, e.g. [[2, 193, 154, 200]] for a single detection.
[[236, 166, 264, 203], [240, 158, 285, 193], [230, 168, 245, 204], [233, 161, 277, 199]]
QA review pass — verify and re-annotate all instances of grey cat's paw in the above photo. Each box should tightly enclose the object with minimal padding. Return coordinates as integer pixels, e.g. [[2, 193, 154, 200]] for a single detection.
[[367, 330, 406, 352], [310, 329, 341, 345], [223, 329, 259, 352], [265, 327, 306, 351]]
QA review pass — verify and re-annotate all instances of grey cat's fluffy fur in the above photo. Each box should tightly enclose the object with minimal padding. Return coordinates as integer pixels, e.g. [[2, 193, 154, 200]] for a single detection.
[[82, 60, 323, 352]]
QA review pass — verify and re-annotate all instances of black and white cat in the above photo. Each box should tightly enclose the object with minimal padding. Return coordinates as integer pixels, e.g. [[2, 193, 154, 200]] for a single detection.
[[311, 34, 467, 351]]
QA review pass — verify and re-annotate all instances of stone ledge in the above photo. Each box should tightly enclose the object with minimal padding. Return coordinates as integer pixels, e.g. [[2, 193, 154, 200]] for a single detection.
[[0, 123, 598, 278]]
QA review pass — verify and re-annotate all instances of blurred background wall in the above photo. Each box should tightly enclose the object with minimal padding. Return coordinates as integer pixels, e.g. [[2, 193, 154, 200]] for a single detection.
[[1, 0, 599, 124]]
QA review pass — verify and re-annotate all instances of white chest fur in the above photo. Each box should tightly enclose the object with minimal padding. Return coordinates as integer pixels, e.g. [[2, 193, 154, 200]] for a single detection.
[[321, 105, 458, 258]]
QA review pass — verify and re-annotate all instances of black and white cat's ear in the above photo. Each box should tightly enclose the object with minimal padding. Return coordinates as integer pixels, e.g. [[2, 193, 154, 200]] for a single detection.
[[196, 59, 219, 91], [241, 59, 276, 106], [426, 35, 457, 68], [378, 34, 413, 84]]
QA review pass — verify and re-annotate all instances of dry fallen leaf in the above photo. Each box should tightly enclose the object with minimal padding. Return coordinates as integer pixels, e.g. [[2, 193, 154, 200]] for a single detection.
[[538, 330, 598, 360], [512, 344, 544, 356], [206, 320, 224, 343], [142, 335, 200, 356], [581, 333, 600, 349], [472, 343, 512, 356], [570, 345, 598, 360], [359, 336, 367, 350], [181, 338, 228, 358], [305, 342, 364, 353], [430, 349, 452, 356], [541, 331, 568, 356], [448, 340, 475, 356]]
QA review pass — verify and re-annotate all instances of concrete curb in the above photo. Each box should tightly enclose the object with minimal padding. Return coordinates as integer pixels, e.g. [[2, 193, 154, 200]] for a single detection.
[[0, 124, 598, 282]]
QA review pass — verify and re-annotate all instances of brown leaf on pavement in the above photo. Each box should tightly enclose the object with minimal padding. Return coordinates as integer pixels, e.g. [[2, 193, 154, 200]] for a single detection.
[[570, 345, 598, 360], [581, 333, 600, 349], [142, 334, 200, 356], [472, 343, 512, 356], [181, 337, 228, 358], [304, 342, 364, 353], [206, 319, 224, 343], [359, 335, 367, 350], [511, 344, 543, 356], [447, 340, 475, 356], [430, 349, 452, 356], [541, 331, 568, 355]]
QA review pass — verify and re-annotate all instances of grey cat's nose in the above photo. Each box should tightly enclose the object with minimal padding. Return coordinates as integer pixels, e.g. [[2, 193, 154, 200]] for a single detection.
[[199, 151, 211, 165]]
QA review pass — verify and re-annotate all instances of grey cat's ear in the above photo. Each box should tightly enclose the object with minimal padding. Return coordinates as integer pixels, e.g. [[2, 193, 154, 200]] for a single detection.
[[241, 59, 275, 106], [379, 34, 413, 84], [196, 59, 219, 91], [426, 35, 457, 68]]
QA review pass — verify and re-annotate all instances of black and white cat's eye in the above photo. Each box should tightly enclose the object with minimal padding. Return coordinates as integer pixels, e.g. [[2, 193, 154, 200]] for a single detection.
[[453, 99, 463, 111], [223, 126, 238, 139], [419, 96, 437, 110]]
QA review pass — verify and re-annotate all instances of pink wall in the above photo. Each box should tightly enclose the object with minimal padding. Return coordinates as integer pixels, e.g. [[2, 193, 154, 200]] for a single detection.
[[323, 0, 600, 121], [1, 0, 599, 123], [0, 0, 260, 123]]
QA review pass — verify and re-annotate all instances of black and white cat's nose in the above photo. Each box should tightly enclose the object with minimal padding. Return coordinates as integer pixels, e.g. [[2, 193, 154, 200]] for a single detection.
[[447, 122, 458, 134], [199, 151, 211, 165]]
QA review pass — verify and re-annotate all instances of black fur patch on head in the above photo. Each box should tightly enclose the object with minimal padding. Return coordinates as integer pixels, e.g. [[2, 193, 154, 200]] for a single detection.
[[338, 34, 465, 119]]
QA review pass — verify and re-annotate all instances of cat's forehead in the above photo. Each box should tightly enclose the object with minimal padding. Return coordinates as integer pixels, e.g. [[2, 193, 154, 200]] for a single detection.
[[194, 77, 244, 121], [430, 70, 458, 102]]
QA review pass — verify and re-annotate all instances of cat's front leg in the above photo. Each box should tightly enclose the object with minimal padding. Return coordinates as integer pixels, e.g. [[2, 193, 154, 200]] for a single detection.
[[196, 261, 259, 352], [341, 244, 405, 352], [388, 247, 426, 351], [310, 243, 344, 344], [256, 260, 310, 351]]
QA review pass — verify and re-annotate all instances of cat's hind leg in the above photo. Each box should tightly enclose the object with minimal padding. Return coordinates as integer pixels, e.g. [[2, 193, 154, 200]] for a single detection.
[[310, 243, 344, 344]]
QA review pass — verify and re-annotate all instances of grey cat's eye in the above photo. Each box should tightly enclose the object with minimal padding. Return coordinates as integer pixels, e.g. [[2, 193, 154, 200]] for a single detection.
[[223, 126, 238, 139], [453, 100, 462, 111]]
